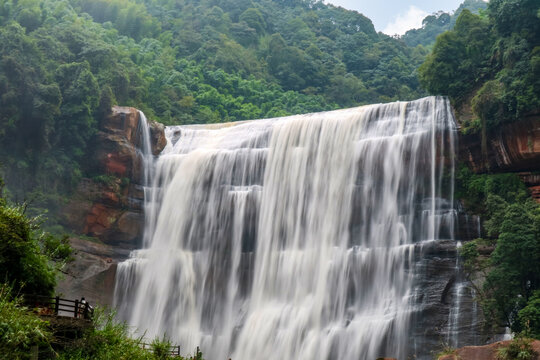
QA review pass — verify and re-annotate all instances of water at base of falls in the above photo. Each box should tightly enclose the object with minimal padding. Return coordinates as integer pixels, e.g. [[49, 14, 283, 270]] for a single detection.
[[115, 97, 457, 360]]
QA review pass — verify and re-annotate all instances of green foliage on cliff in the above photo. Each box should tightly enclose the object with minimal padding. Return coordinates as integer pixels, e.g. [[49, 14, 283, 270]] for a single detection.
[[518, 291, 540, 339], [483, 202, 540, 334], [457, 169, 540, 338], [418, 0, 540, 132], [0, 205, 72, 296]]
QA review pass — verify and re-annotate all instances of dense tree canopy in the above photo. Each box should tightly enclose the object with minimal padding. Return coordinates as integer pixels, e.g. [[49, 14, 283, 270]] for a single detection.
[[401, 0, 488, 47], [0, 179, 71, 296], [0, 0, 433, 201], [457, 169, 540, 338], [418, 0, 540, 133]]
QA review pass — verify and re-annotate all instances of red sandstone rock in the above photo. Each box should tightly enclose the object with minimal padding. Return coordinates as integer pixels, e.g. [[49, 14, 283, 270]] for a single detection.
[[58, 106, 166, 304], [438, 340, 540, 360], [459, 117, 540, 173], [83, 204, 121, 237], [63, 105, 166, 245], [459, 115, 540, 202], [101, 191, 120, 206]]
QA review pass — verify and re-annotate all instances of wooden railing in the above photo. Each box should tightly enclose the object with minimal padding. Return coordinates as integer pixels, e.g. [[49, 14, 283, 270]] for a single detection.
[[24, 295, 94, 320], [24, 295, 200, 358], [140, 343, 181, 356], [139, 344, 203, 359]]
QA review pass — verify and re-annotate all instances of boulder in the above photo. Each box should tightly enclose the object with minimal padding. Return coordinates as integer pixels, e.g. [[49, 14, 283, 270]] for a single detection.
[[111, 211, 144, 245]]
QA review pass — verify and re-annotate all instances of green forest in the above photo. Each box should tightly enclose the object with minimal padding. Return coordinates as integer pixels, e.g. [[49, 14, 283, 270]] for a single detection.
[[0, 0, 469, 201], [0, 0, 539, 357]]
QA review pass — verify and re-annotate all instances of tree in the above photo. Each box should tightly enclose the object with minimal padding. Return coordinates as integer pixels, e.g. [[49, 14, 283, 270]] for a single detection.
[[418, 10, 493, 103], [483, 203, 540, 331], [0, 205, 55, 295], [54, 62, 99, 158], [239, 8, 266, 35]]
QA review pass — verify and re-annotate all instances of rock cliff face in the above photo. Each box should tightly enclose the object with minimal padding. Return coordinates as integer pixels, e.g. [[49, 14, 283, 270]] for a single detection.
[[459, 114, 540, 201], [450, 111, 540, 353], [57, 106, 165, 305]]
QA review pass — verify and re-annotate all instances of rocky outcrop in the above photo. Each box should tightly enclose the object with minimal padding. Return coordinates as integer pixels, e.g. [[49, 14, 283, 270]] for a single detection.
[[57, 106, 165, 305], [438, 340, 540, 360], [409, 239, 486, 358], [459, 115, 540, 174], [459, 114, 540, 201], [57, 237, 130, 306]]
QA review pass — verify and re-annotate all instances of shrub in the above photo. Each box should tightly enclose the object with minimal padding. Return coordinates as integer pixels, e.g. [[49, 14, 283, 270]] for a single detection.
[[517, 291, 540, 339], [496, 336, 537, 360], [59, 309, 152, 360], [0, 284, 52, 358], [0, 204, 57, 296]]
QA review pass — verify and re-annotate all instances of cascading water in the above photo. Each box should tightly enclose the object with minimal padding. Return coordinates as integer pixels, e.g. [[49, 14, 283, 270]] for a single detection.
[[137, 111, 153, 186], [115, 97, 457, 359]]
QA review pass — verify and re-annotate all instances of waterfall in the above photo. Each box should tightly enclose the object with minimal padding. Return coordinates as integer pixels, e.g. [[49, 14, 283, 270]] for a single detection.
[[115, 97, 457, 359], [446, 242, 464, 347], [137, 111, 153, 186]]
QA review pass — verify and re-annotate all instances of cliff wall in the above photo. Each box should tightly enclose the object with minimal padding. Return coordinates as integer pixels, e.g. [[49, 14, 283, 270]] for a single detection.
[[459, 114, 540, 201], [56, 106, 165, 305]]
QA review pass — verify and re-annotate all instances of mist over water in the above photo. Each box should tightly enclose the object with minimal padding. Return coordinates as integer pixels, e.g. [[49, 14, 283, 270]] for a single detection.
[[115, 97, 457, 359]]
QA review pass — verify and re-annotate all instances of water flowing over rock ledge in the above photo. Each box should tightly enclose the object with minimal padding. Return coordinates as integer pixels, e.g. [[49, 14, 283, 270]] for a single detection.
[[115, 97, 464, 360], [58, 100, 539, 355]]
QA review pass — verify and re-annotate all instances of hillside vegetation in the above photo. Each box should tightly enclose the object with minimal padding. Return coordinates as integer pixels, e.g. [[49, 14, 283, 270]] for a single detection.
[[0, 0, 432, 203], [423, 0, 540, 340], [0, 0, 539, 349], [401, 0, 487, 48], [419, 0, 540, 134]]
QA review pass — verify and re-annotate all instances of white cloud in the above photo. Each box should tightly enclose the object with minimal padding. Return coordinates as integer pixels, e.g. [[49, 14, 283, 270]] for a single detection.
[[382, 6, 429, 36]]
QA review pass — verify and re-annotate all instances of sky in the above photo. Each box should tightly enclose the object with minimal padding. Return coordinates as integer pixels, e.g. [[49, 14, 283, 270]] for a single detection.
[[325, 0, 469, 35]]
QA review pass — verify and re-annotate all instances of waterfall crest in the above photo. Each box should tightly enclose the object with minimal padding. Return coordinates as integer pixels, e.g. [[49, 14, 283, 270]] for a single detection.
[[115, 97, 457, 359]]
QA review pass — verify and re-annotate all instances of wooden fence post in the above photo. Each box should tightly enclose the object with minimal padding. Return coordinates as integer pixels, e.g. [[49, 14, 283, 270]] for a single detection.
[[54, 296, 59, 315]]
